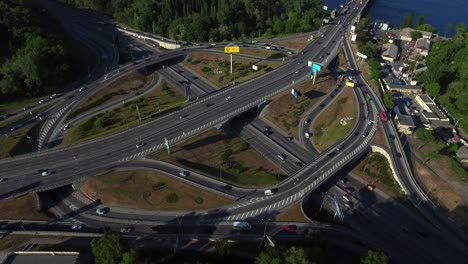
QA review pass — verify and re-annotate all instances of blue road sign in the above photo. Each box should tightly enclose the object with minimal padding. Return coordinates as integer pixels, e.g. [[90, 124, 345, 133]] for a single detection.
[[333, 195, 344, 221], [312, 63, 322, 71]]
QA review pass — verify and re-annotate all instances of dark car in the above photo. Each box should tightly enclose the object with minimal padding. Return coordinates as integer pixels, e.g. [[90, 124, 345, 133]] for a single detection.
[[295, 161, 304, 167]]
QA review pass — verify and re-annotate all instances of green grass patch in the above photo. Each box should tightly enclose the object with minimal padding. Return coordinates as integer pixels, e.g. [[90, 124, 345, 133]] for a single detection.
[[152, 129, 286, 188], [63, 83, 186, 145], [68, 92, 120, 120], [0, 98, 41, 116], [0, 120, 43, 158], [183, 52, 279, 88], [361, 153, 403, 196], [312, 91, 358, 151], [166, 193, 179, 203]]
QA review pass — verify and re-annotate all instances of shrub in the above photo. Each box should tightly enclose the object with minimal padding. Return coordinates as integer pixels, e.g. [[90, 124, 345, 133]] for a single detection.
[[166, 193, 179, 203]]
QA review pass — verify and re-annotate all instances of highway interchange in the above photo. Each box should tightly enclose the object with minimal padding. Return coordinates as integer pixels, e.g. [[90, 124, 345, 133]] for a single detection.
[[1, 0, 468, 262]]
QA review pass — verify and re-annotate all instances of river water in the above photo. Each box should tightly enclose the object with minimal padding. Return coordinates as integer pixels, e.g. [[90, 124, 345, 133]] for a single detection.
[[323, 0, 468, 36]]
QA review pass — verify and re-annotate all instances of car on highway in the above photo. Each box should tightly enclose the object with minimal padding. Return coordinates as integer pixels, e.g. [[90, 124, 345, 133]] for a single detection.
[[96, 207, 109, 216], [63, 124, 70, 131], [389, 134, 395, 140], [0, 177, 7, 182], [380, 111, 389, 121], [283, 225, 297, 233], [396, 152, 402, 158], [71, 224, 85, 231], [277, 153, 287, 161], [344, 202, 354, 209], [179, 171, 190, 177], [320, 103, 325, 107], [225, 96, 233, 101], [295, 161, 303, 167], [38, 169, 50, 176], [305, 118, 311, 124], [305, 132, 311, 139], [344, 187, 352, 194], [342, 194, 352, 202], [264, 189, 275, 196], [78, 86, 86, 92], [367, 184, 375, 192], [135, 143, 145, 148], [362, 133, 367, 138], [120, 226, 134, 233], [286, 136, 293, 141]]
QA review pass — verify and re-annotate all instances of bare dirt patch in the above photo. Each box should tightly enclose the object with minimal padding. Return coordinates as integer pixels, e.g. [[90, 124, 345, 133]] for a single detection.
[[153, 129, 286, 188], [183, 52, 281, 88], [0, 194, 53, 221], [274, 202, 310, 222], [263, 71, 335, 138], [275, 36, 311, 51], [371, 126, 388, 148], [81, 170, 233, 211], [312, 87, 358, 151]]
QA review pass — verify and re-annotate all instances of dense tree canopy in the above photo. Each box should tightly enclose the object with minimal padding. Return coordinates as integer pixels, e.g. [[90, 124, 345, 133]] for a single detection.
[[0, 0, 74, 99], [59, 0, 325, 42], [421, 24, 468, 131]]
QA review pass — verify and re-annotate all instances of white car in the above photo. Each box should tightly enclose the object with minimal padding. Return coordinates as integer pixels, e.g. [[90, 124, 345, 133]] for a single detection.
[[305, 132, 311, 139], [135, 143, 144, 148], [179, 171, 190, 177], [96, 207, 109, 216], [71, 224, 85, 231], [264, 189, 274, 196], [63, 124, 70, 131], [78, 86, 86, 92], [225, 96, 233, 101]]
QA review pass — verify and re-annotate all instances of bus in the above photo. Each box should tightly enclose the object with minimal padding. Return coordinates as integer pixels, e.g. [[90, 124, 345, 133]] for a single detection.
[[380, 111, 388, 121]]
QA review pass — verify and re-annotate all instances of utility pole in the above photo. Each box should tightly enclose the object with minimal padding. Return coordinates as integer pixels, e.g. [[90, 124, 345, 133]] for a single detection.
[[230, 54, 233, 74]]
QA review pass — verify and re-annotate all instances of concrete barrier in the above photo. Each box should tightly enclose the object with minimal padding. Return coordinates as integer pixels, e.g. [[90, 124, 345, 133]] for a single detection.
[[117, 28, 181, 49]]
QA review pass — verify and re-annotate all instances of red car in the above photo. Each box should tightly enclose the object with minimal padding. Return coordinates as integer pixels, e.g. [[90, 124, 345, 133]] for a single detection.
[[380, 111, 388, 121], [283, 225, 297, 233], [344, 187, 352, 194]]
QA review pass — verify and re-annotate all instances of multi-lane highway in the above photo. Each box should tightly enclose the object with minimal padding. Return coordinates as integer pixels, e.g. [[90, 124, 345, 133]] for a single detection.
[[1, 0, 468, 261]]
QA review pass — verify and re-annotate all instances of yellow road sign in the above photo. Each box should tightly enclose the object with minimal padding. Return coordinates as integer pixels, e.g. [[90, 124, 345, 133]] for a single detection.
[[346, 81, 355, 87], [224, 46, 240, 53]]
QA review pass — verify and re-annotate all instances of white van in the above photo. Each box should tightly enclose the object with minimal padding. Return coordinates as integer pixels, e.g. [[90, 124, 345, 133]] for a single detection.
[[342, 194, 352, 202], [264, 189, 274, 196]]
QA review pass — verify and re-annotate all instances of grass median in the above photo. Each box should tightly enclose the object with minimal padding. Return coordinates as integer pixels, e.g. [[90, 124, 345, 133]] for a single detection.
[[152, 129, 286, 188], [68, 71, 150, 120], [62, 81, 185, 145], [183, 52, 281, 88], [80, 169, 233, 210], [312, 87, 357, 151], [263, 71, 335, 138]]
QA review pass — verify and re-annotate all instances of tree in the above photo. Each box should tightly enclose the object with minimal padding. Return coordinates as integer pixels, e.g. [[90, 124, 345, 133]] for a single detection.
[[120, 249, 138, 264], [255, 252, 282, 264], [91, 232, 129, 264], [383, 90, 394, 109], [410, 30, 422, 41], [401, 12, 414, 28], [415, 15, 426, 27], [361, 249, 389, 264], [283, 246, 311, 264], [425, 82, 441, 97]]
